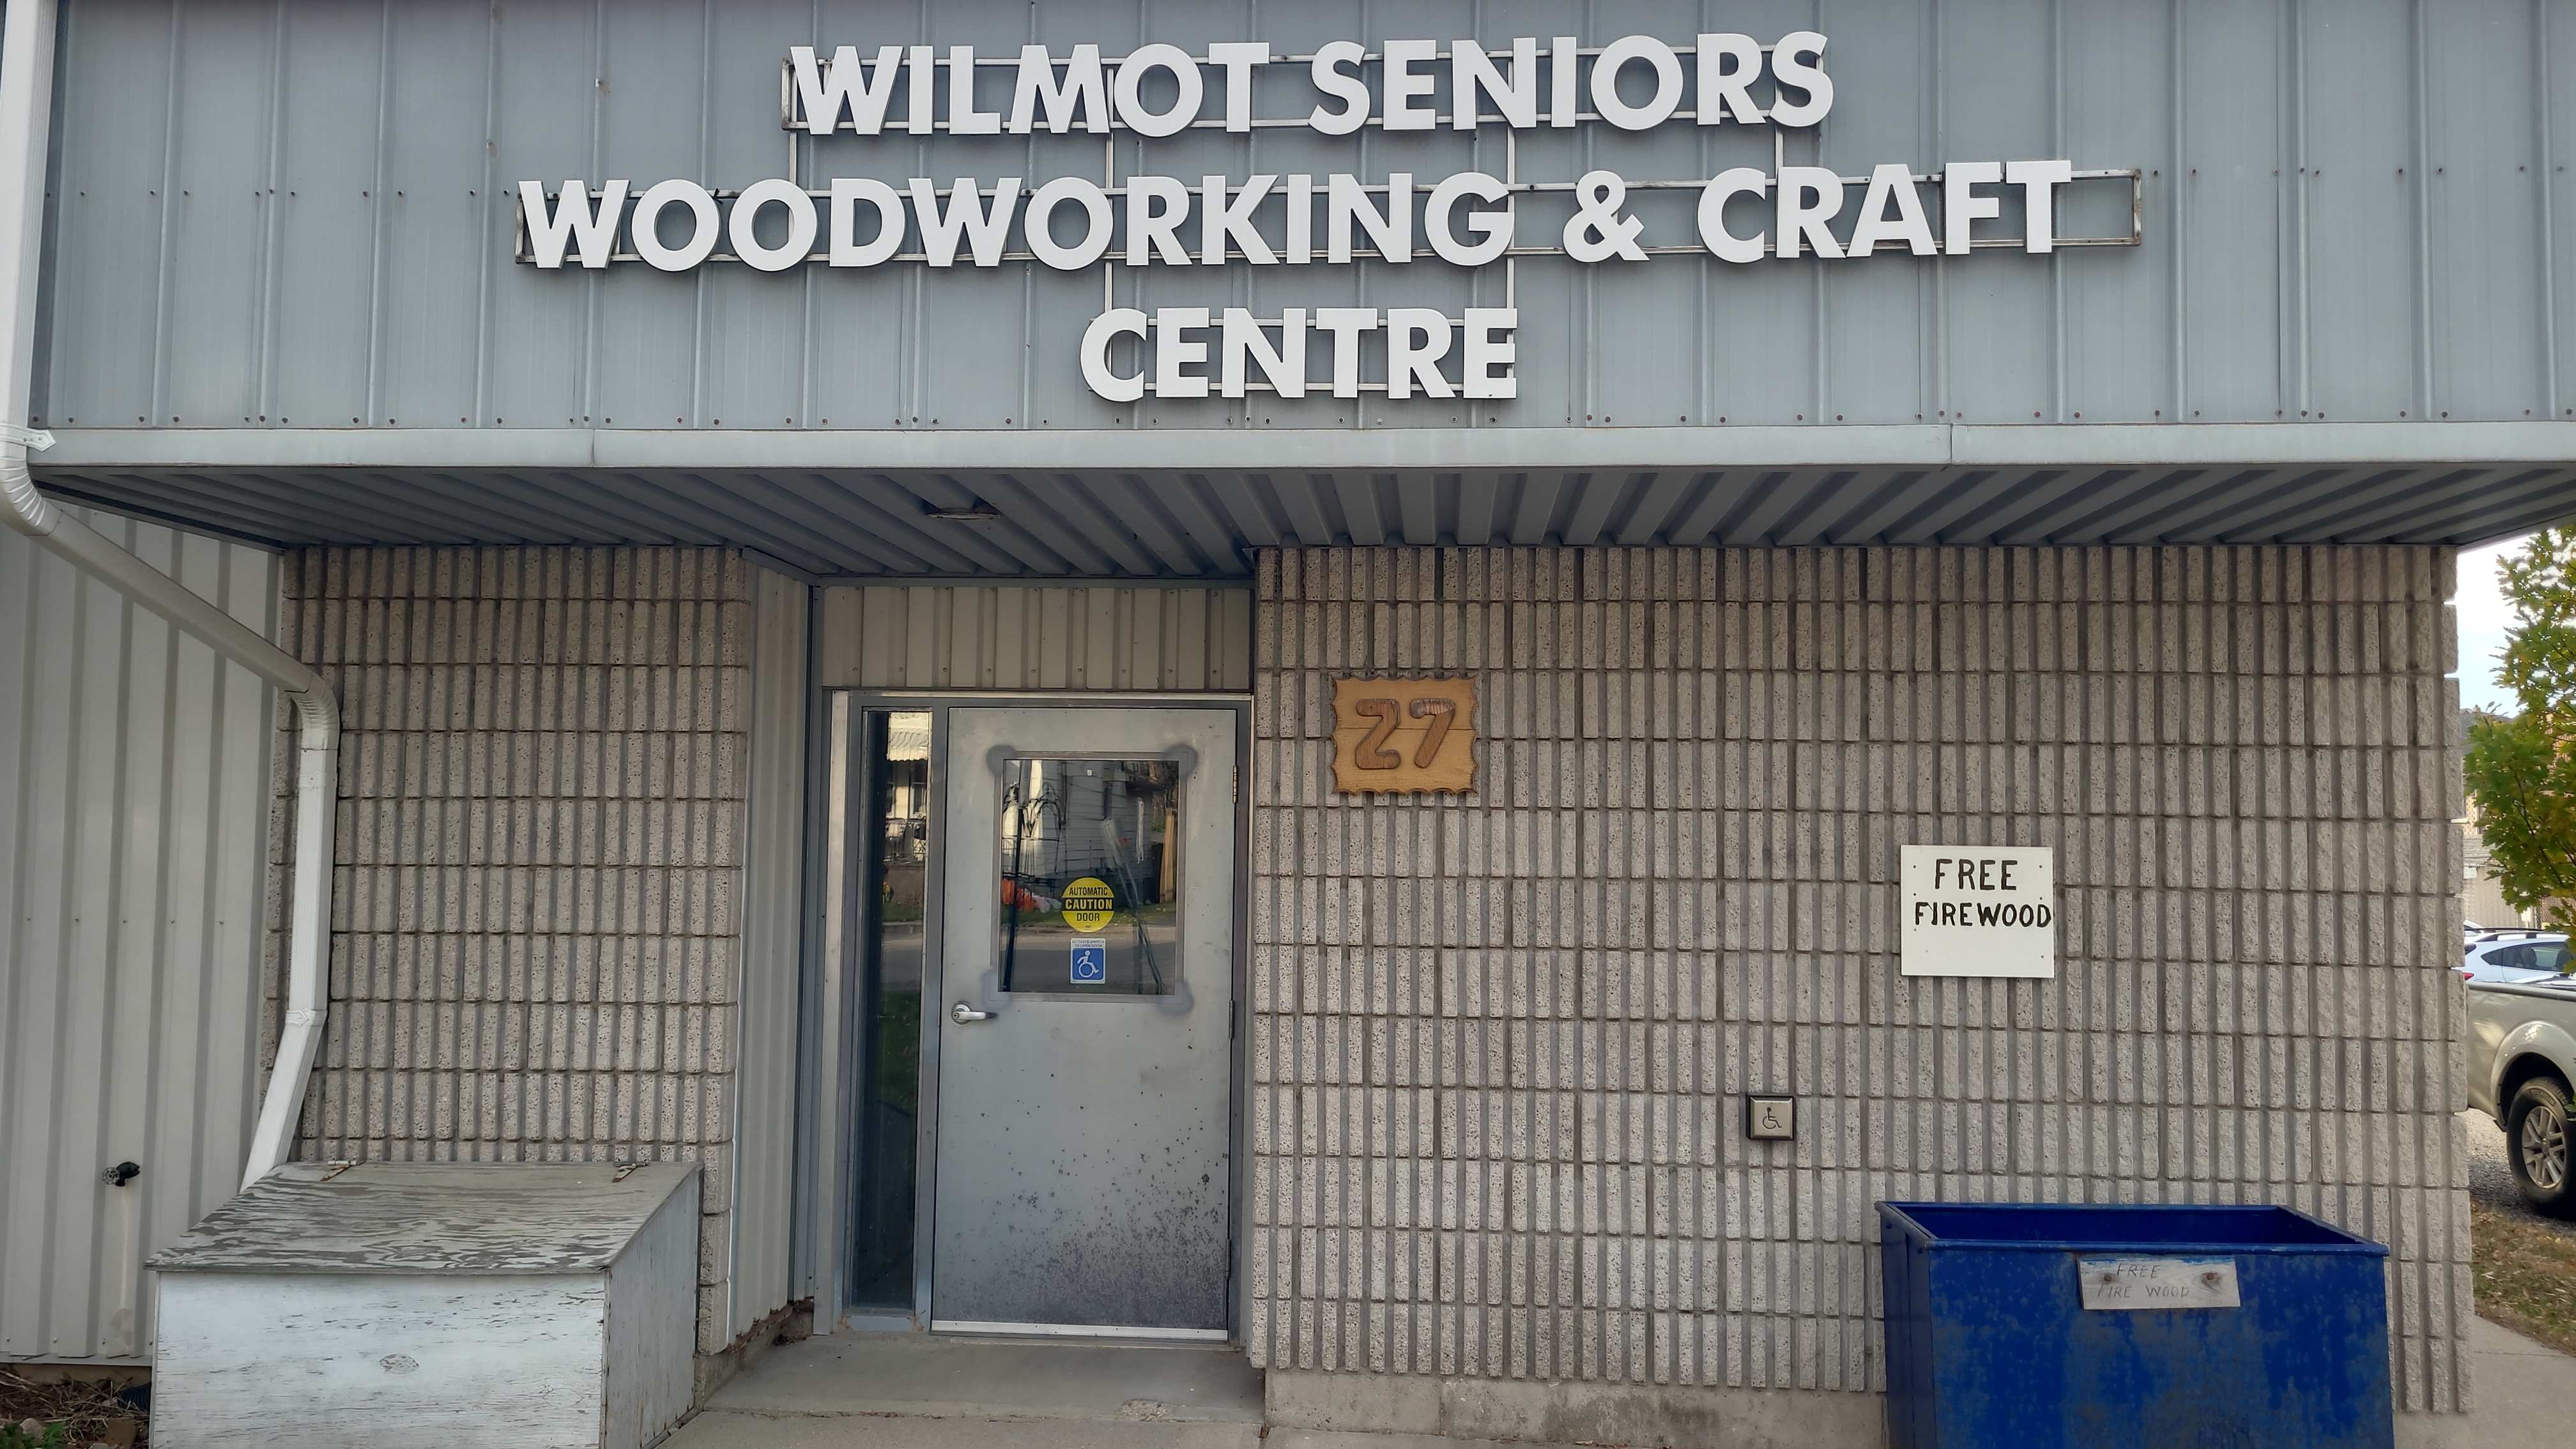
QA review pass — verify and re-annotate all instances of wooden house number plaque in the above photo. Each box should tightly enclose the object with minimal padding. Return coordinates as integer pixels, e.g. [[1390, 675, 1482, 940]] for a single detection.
[[1330, 676, 1477, 794]]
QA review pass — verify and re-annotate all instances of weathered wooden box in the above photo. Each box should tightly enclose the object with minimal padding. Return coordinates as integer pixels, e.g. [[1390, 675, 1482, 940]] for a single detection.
[[148, 1162, 700, 1449]]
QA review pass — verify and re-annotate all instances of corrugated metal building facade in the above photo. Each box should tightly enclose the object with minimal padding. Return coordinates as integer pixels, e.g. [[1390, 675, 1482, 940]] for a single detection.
[[0, 507, 277, 1362], [20, 0, 2576, 442], [0, 0, 2570, 1439]]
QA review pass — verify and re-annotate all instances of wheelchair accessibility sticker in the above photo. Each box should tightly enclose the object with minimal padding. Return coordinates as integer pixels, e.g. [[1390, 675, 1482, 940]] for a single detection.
[[1070, 937, 1108, 985]]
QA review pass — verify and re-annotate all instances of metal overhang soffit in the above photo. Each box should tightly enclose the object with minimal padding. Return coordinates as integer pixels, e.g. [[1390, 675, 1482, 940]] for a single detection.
[[0, 0, 337, 1192]]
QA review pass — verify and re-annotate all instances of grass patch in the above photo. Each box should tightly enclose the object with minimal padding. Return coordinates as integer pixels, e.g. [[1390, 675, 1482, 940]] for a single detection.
[[2473, 1197, 2576, 1354]]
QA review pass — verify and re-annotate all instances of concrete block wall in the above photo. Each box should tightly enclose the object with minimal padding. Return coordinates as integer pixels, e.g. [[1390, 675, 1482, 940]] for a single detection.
[[1248, 546, 2470, 1415], [269, 547, 756, 1353]]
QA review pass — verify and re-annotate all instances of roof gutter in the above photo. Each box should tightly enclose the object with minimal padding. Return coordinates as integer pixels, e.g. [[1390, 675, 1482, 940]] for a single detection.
[[0, 0, 338, 1192]]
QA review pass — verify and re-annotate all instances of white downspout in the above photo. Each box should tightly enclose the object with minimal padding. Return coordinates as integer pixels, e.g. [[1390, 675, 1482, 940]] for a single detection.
[[0, 0, 339, 1192]]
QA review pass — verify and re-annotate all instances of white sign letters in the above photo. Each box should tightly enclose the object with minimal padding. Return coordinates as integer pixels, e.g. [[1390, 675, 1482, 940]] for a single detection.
[[521, 35, 2129, 401]]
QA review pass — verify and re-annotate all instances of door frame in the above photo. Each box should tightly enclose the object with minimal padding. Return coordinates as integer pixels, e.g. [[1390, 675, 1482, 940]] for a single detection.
[[802, 692, 1254, 1339]]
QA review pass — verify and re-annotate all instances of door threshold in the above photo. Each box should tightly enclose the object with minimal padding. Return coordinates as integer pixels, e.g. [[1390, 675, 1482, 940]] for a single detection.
[[931, 1319, 1230, 1343]]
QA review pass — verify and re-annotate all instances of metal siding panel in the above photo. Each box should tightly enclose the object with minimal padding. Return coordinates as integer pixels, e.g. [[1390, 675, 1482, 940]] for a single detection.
[[1081, 586, 1116, 687], [1820, 4, 1936, 427], [730, 565, 809, 1338], [269, 0, 389, 430], [811, 583, 1251, 691], [1175, 586, 1210, 690], [0, 508, 276, 1363], [2179, 0, 2288, 424], [902, 584, 939, 685], [482, 0, 602, 430], [703, 2, 822, 434], [1039, 586, 1071, 687], [2060, 1, 2178, 424], [2426, 0, 2546, 420], [2553, 0, 2576, 419], [1940, 0, 2058, 425], [162, 0, 280, 430], [40, 0, 179, 428], [594, 0, 717, 430], [993, 586, 1030, 689], [377, 0, 498, 431], [1130, 586, 1164, 689], [2301, 0, 2425, 420], [28, 0, 2576, 440], [947, 585, 987, 687], [817, 583, 862, 686]]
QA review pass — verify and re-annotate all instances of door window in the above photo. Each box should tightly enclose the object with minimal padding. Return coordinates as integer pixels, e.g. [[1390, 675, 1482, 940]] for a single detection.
[[994, 757, 1183, 997], [850, 710, 930, 1310], [2490, 942, 2573, 974]]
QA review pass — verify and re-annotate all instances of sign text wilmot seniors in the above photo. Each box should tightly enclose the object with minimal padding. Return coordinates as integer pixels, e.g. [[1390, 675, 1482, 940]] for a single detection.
[[519, 36, 2132, 402]]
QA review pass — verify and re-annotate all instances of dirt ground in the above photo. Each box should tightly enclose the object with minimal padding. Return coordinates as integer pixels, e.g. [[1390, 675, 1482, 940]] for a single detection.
[[0, 1367, 146, 1448], [2464, 1107, 2576, 1352]]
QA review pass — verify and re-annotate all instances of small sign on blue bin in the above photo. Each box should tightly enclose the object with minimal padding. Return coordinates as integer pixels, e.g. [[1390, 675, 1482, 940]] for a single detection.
[[1070, 937, 1107, 985]]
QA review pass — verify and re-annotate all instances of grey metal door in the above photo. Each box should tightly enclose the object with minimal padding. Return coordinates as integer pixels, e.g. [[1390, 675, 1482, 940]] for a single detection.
[[931, 707, 1236, 1337]]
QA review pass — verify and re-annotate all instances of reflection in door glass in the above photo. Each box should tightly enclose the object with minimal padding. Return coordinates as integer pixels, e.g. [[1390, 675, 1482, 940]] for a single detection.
[[852, 710, 929, 1310], [996, 758, 1182, 996]]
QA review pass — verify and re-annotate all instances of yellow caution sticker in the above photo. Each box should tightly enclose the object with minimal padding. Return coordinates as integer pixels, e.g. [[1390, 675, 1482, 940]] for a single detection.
[[1061, 877, 1116, 932]]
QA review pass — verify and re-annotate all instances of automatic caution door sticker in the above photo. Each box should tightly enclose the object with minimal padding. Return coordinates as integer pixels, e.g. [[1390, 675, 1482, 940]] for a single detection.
[[1062, 877, 1115, 932]]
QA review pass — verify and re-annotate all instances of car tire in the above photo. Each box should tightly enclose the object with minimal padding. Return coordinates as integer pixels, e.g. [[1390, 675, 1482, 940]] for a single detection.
[[2508, 1078, 2576, 1218]]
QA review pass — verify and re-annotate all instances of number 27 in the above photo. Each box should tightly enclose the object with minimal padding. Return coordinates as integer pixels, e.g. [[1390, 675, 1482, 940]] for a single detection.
[[1354, 697, 1456, 770]]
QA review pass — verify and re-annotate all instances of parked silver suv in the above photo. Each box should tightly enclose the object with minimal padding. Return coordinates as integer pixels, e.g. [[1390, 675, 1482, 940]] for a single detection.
[[2463, 930, 2573, 984]]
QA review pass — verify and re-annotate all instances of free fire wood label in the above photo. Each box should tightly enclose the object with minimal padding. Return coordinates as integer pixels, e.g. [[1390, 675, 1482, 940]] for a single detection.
[[1900, 844, 2057, 978], [1330, 677, 1477, 795]]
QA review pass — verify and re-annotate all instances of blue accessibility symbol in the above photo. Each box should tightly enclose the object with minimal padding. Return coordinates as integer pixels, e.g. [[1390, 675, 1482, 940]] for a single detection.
[[1070, 937, 1108, 985]]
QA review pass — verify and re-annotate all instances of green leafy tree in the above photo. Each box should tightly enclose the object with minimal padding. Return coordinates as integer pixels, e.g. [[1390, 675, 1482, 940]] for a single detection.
[[2464, 528, 2576, 928]]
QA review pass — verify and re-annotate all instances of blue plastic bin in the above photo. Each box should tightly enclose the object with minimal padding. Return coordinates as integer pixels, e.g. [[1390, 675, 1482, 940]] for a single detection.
[[1878, 1202, 2393, 1449]]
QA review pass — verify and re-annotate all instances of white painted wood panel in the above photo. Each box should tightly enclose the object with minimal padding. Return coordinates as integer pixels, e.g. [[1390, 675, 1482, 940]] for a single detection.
[[151, 1163, 700, 1449], [155, 1272, 609, 1449], [603, 1183, 699, 1449]]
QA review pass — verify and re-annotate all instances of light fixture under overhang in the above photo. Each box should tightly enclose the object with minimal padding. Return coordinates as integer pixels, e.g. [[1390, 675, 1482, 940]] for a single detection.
[[924, 502, 1004, 525]]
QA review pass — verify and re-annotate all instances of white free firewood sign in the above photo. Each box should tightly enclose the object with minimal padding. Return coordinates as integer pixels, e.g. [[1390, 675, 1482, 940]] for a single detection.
[[1899, 845, 2057, 979]]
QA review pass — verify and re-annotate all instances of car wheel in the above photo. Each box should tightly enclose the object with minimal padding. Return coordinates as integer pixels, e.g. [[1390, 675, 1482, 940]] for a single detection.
[[2508, 1078, 2576, 1218]]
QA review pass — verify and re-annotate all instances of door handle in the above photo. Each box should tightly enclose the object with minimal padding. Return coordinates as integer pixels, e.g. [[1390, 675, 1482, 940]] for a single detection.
[[950, 1002, 992, 1025]]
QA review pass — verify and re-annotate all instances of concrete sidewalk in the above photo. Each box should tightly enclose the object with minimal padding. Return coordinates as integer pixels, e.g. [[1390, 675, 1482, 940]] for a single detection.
[[2397, 1315, 2568, 1449], [665, 1319, 2572, 1449]]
